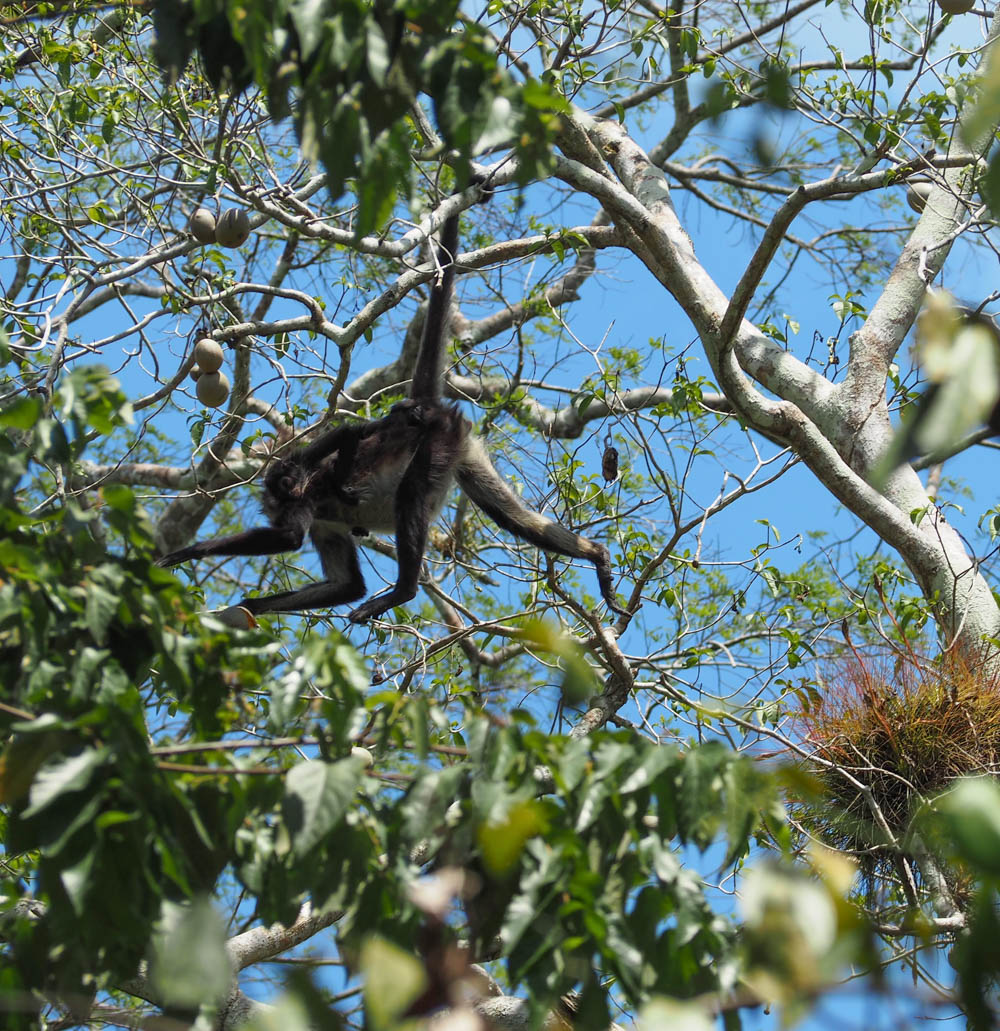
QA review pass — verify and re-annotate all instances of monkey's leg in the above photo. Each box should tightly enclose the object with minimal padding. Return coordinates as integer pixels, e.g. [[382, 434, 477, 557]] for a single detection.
[[239, 527, 367, 615], [456, 439, 630, 617], [158, 525, 305, 567], [346, 442, 439, 623]]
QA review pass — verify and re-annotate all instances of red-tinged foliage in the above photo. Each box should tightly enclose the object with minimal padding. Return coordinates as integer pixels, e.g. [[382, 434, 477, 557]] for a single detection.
[[793, 648, 1000, 896]]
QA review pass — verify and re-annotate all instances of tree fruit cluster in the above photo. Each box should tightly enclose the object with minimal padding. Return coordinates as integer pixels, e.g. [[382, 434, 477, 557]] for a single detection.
[[187, 207, 251, 248], [189, 338, 230, 408]]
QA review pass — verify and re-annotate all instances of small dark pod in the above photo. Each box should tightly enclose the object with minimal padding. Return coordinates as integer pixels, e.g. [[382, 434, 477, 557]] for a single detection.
[[601, 435, 620, 483]]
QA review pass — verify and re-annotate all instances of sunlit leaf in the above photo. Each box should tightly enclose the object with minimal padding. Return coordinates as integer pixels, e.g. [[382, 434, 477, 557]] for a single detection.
[[282, 758, 364, 857], [151, 899, 231, 1008]]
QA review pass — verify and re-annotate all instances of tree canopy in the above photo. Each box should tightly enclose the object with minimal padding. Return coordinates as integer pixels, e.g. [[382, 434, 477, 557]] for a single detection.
[[4, 1, 1000, 1029]]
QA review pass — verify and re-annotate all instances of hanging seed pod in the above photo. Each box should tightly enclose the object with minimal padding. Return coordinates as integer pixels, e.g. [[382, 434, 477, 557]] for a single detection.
[[196, 370, 230, 408], [188, 208, 217, 243], [215, 208, 250, 247], [906, 182, 933, 214], [938, 0, 974, 13], [601, 435, 620, 483], [193, 337, 224, 373]]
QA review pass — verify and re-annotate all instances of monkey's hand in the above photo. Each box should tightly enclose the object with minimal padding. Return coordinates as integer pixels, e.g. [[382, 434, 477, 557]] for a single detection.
[[157, 544, 205, 567], [348, 587, 417, 624], [333, 484, 361, 506]]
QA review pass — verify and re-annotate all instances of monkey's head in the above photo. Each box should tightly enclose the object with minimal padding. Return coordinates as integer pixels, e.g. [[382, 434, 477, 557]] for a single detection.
[[263, 455, 313, 505], [389, 399, 429, 427]]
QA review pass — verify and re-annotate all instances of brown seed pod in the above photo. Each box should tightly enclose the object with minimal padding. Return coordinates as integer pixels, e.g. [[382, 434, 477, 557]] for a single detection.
[[188, 208, 217, 243], [189, 366, 203, 381], [196, 370, 230, 408], [215, 208, 250, 247], [601, 435, 620, 483], [938, 0, 974, 13], [193, 337, 224, 373]]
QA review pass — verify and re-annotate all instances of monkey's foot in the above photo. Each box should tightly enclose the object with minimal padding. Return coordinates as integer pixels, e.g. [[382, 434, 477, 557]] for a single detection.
[[157, 545, 200, 567], [348, 600, 390, 623]]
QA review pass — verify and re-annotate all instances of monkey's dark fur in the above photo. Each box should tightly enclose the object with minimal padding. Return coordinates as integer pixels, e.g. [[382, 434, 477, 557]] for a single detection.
[[160, 191, 626, 622]]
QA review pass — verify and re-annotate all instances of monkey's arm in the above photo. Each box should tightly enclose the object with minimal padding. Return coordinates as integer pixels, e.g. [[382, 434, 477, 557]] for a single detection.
[[300, 422, 380, 504], [300, 422, 372, 463], [158, 525, 305, 567]]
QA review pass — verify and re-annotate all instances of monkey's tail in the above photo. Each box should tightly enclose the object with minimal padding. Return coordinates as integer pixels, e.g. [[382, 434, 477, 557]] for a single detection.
[[410, 177, 492, 403], [456, 437, 626, 615], [409, 208, 461, 403]]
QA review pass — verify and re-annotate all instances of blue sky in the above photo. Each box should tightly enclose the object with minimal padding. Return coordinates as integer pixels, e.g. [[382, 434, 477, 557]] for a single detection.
[[5, 5, 1000, 1026]]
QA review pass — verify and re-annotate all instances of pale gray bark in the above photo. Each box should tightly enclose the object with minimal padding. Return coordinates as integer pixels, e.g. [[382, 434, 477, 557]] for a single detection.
[[549, 25, 1000, 656]]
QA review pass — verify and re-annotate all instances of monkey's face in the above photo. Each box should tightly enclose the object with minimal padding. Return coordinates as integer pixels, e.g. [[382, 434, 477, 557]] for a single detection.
[[389, 399, 428, 427], [265, 457, 309, 502]]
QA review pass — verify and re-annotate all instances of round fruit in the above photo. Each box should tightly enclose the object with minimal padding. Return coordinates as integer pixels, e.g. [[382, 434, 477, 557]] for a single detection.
[[193, 337, 224, 373], [196, 370, 230, 408], [188, 208, 217, 244], [351, 746, 374, 768], [212, 605, 257, 630], [906, 182, 933, 214], [189, 366, 202, 381], [215, 208, 251, 248], [938, 0, 975, 13]]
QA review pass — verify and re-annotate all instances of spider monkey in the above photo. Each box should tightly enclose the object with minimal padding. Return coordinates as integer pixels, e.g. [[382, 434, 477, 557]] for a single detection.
[[159, 185, 628, 623]]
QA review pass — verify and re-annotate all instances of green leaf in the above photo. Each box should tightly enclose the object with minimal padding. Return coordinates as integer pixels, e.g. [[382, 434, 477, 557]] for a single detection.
[[242, 995, 315, 1031], [23, 748, 108, 817], [0, 727, 68, 804], [474, 93, 518, 152], [939, 778, 1000, 875], [360, 936, 426, 1029], [282, 758, 364, 857], [85, 580, 119, 646], [620, 746, 676, 794], [478, 799, 547, 876], [365, 20, 390, 87], [289, 0, 326, 61], [61, 848, 96, 916], [963, 46, 1000, 148], [151, 899, 231, 1008], [982, 151, 1000, 218], [638, 998, 715, 1031], [0, 396, 42, 430]]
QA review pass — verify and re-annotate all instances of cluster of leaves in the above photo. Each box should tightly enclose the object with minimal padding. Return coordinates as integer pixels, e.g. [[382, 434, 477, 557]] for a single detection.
[[0, 365, 792, 1029], [151, 0, 566, 230], [232, 657, 789, 1027], [935, 779, 1000, 1028], [0, 369, 276, 1012]]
